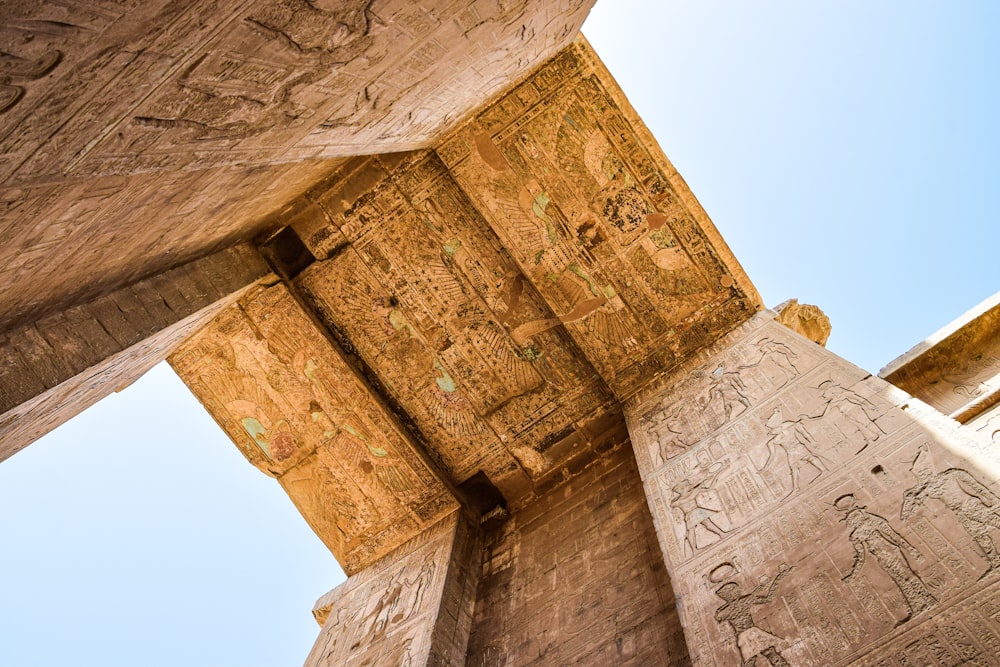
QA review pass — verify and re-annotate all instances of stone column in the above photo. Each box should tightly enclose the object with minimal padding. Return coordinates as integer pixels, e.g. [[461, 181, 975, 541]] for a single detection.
[[625, 310, 1000, 665], [304, 510, 480, 667]]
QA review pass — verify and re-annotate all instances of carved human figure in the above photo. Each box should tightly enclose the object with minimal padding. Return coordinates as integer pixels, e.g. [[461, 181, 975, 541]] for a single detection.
[[817, 380, 883, 453], [315, 607, 358, 665], [708, 363, 752, 423], [901, 444, 1000, 576], [836, 494, 936, 624], [671, 461, 731, 554], [643, 402, 690, 465], [355, 569, 406, 649], [403, 556, 436, 620], [759, 407, 829, 497], [713, 563, 793, 667], [744, 337, 799, 386]]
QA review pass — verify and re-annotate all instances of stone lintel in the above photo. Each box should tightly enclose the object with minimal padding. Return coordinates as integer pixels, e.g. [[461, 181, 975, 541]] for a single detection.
[[0, 243, 270, 461], [880, 291, 1000, 421], [169, 282, 459, 574]]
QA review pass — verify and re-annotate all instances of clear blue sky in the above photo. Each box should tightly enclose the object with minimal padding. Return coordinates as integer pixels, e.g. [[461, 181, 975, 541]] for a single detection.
[[1, 2, 997, 665]]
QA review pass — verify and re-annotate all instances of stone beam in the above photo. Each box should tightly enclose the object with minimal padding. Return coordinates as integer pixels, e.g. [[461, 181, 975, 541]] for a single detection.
[[881, 291, 1000, 428], [1, 0, 596, 183], [0, 243, 269, 461], [438, 37, 761, 398], [626, 309, 1000, 665], [169, 282, 459, 574]]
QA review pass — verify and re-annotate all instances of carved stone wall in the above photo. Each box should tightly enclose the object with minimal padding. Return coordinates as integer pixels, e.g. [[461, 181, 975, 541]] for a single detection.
[[305, 510, 479, 667], [627, 310, 1000, 665], [465, 442, 690, 666]]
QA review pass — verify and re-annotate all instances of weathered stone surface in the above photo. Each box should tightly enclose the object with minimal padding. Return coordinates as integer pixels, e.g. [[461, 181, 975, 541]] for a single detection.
[[0, 0, 595, 331], [305, 510, 480, 667], [627, 309, 1000, 666], [0, 243, 269, 461], [881, 291, 1000, 422], [0, 157, 346, 332], [169, 282, 459, 573], [438, 37, 761, 397], [466, 442, 690, 665], [774, 298, 832, 346]]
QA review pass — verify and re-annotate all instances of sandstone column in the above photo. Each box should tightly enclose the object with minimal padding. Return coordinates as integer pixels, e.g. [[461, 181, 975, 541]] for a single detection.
[[305, 510, 480, 667], [626, 310, 1000, 665]]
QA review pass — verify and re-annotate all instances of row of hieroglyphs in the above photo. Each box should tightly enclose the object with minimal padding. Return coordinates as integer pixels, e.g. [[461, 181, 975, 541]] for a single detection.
[[627, 313, 1000, 666]]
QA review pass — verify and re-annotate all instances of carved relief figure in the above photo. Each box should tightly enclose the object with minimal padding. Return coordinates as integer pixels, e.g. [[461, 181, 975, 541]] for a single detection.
[[403, 556, 436, 620], [758, 407, 829, 497], [671, 461, 731, 555], [742, 337, 799, 387], [355, 569, 406, 648], [708, 363, 752, 423], [640, 400, 690, 465], [836, 494, 936, 624], [315, 607, 359, 666], [935, 352, 999, 400], [133, 1, 374, 141], [817, 380, 883, 453], [245, 0, 372, 58], [713, 563, 793, 667], [901, 444, 1000, 576], [0, 21, 66, 113]]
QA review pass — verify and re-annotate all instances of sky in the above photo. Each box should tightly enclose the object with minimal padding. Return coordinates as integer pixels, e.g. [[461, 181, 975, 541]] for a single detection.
[[1, 2, 997, 665]]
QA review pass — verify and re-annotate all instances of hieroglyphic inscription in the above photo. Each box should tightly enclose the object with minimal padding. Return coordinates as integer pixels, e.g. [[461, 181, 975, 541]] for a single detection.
[[295, 152, 618, 503], [170, 282, 456, 573], [439, 38, 760, 397], [626, 310, 1000, 665]]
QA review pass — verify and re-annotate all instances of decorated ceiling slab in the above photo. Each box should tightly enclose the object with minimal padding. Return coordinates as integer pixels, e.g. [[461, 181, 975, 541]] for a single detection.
[[438, 38, 761, 397], [294, 152, 619, 503]]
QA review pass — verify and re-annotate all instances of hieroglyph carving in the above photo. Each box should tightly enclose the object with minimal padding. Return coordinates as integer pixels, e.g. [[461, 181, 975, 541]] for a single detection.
[[902, 444, 1000, 577], [711, 561, 793, 667], [0, 22, 62, 114], [133, 2, 372, 142], [304, 512, 457, 667], [836, 493, 937, 625], [439, 39, 760, 395], [626, 312, 1000, 665], [295, 152, 617, 500]]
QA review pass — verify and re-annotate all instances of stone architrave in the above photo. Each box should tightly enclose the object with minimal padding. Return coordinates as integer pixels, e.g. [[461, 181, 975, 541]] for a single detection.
[[304, 510, 480, 667], [626, 309, 1000, 666], [881, 291, 1000, 434], [0, 243, 269, 460], [169, 282, 458, 574]]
